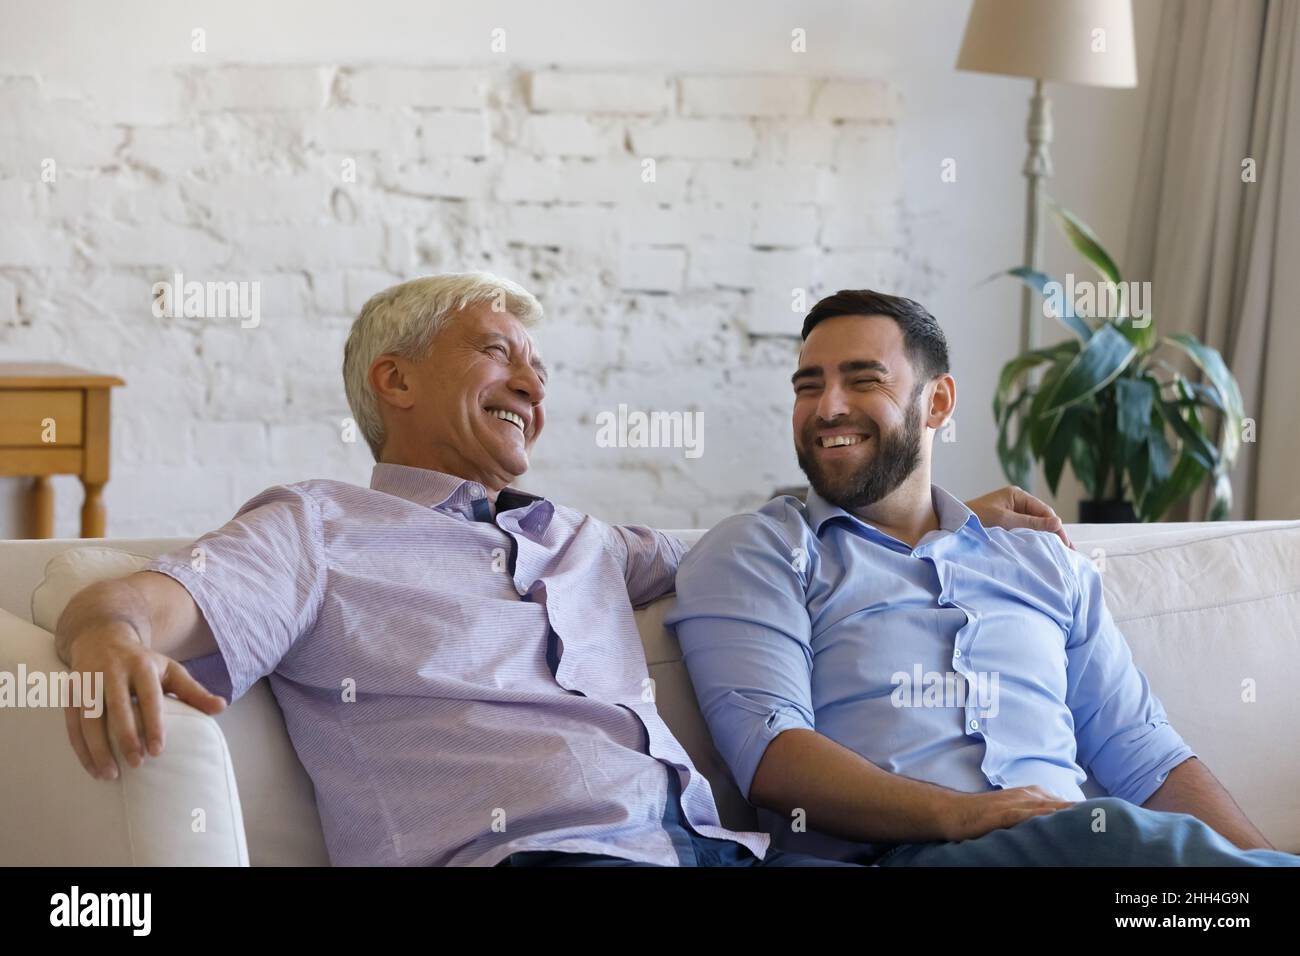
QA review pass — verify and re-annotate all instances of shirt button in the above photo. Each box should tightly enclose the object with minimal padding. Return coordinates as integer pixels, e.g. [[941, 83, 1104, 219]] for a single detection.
[[969, 718, 980, 731], [953, 648, 962, 659]]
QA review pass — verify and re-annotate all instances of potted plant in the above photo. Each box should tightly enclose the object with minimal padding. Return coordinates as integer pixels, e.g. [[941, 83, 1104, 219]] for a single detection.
[[993, 204, 1245, 522]]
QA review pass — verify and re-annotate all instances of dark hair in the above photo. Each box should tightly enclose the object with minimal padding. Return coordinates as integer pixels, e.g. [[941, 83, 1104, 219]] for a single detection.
[[801, 290, 950, 381]]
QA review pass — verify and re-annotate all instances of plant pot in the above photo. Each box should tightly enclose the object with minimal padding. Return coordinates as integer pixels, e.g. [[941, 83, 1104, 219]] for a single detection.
[[1078, 499, 1137, 524]]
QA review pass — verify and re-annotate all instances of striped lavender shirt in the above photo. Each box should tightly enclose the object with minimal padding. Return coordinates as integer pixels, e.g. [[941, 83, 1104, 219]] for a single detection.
[[144, 462, 769, 866]]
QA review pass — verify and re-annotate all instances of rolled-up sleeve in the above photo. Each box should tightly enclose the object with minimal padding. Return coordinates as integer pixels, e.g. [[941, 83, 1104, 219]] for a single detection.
[[142, 484, 327, 703], [664, 513, 815, 801], [1061, 548, 1195, 805], [608, 524, 688, 607]]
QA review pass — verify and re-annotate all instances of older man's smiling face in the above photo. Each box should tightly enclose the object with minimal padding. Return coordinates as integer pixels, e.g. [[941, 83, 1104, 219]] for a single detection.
[[374, 301, 548, 494]]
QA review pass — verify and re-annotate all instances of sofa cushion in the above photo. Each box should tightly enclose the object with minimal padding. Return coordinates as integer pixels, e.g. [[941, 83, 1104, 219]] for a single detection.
[[29, 547, 330, 866], [0, 607, 248, 865], [1078, 524, 1300, 851]]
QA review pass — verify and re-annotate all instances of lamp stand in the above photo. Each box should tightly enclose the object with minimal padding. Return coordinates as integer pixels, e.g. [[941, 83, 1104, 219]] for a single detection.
[[1017, 79, 1052, 493], [1020, 78, 1053, 355]]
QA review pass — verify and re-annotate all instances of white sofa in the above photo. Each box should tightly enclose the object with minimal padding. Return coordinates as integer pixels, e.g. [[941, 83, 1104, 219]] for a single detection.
[[1, 520, 1298, 865]]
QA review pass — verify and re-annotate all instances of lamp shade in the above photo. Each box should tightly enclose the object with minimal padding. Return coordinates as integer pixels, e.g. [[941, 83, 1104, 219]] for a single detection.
[[957, 0, 1137, 88]]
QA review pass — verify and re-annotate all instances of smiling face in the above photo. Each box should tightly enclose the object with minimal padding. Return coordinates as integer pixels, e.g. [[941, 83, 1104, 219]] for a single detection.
[[792, 313, 944, 511], [370, 301, 548, 494]]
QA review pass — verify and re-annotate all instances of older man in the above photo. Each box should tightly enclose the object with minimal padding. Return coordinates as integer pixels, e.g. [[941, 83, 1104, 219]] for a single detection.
[[55, 273, 1064, 867], [668, 289, 1298, 866]]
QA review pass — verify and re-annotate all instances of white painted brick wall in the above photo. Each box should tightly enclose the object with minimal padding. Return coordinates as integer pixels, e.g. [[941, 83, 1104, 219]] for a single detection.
[[0, 67, 905, 536]]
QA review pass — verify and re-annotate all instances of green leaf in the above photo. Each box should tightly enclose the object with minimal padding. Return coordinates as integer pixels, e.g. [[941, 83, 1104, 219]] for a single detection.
[[998, 265, 1102, 343], [1051, 203, 1122, 285], [1143, 451, 1207, 522], [1163, 334, 1245, 467], [1034, 324, 1137, 417], [995, 391, 1034, 488], [1069, 428, 1101, 499], [1041, 406, 1080, 496], [1113, 375, 1154, 446], [993, 340, 1078, 420], [1159, 399, 1218, 472]]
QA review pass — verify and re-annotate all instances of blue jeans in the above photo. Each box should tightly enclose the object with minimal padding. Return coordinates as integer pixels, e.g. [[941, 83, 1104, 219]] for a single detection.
[[872, 797, 1300, 867], [498, 764, 861, 867]]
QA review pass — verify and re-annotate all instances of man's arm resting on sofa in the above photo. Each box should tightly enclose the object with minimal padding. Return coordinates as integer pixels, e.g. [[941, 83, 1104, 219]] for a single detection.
[[750, 727, 1076, 846], [1142, 757, 1274, 850], [54, 571, 225, 781]]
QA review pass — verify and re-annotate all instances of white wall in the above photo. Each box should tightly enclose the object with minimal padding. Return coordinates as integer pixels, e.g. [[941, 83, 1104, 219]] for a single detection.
[[0, 0, 1162, 537]]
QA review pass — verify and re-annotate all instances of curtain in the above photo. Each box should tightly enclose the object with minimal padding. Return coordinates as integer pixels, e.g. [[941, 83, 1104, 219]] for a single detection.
[[1125, 0, 1300, 519]]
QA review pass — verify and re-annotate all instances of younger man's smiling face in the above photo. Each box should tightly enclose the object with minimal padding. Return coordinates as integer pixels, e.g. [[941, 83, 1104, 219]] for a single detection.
[[791, 313, 928, 510]]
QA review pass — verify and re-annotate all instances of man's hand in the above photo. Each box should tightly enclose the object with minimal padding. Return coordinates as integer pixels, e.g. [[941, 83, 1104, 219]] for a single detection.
[[63, 623, 225, 780], [935, 786, 1076, 842], [965, 485, 1073, 549]]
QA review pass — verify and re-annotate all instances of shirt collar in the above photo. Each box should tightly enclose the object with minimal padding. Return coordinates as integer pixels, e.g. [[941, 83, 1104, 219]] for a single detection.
[[804, 483, 989, 544], [369, 463, 545, 516]]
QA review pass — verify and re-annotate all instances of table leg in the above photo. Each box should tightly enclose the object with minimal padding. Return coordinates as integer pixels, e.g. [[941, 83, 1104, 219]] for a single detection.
[[30, 475, 54, 538], [80, 480, 105, 538]]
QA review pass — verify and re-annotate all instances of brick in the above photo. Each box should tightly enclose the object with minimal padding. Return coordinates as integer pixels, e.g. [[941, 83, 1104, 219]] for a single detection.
[[820, 204, 900, 248], [236, 223, 385, 270], [418, 111, 490, 158], [0, 180, 36, 218], [85, 69, 187, 126], [497, 157, 687, 204], [343, 67, 489, 109], [629, 119, 756, 160], [43, 175, 191, 224], [0, 224, 76, 267], [617, 203, 749, 245], [752, 204, 819, 247], [87, 223, 230, 268], [688, 245, 816, 292], [181, 175, 330, 222], [619, 247, 686, 293], [754, 119, 837, 165], [308, 271, 347, 314], [529, 71, 671, 114], [193, 422, 269, 466], [819, 249, 903, 293], [0, 108, 123, 173], [812, 79, 901, 121], [267, 420, 352, 467], [343, 269, 402, 314], [0, 275, 15, 324], [518, 114, 624, 158], [387, 159, 493, 199], [503, 203, 618, 250], [195, 66, 331, 111], [690, 162, 822, 205], [124, 127, 206, 174], [303, 109, 418, 153], [680, 75, 814, 117], [832, 124, 899, 174]]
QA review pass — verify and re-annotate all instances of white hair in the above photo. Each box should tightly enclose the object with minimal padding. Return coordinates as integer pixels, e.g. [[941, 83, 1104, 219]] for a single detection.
[[343, 272, 544, 459]]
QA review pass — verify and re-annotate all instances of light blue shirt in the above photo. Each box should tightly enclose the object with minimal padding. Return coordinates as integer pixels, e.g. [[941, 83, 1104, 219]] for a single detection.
[[666, 484, 1195, 860]]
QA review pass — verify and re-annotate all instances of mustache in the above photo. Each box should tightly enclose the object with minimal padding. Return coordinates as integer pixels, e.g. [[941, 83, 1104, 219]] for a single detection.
[[801, 418, 878, 441]]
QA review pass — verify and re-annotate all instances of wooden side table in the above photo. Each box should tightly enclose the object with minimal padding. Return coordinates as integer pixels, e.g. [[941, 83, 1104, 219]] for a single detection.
[[0, 363, 125, 538]]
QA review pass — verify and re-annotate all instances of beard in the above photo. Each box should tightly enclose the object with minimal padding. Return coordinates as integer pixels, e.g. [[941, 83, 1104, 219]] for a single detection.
[[796, 395, 924, 512]]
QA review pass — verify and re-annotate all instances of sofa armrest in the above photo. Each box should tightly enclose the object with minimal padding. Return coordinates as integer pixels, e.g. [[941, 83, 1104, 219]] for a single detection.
[[0, 607, 249, 866]]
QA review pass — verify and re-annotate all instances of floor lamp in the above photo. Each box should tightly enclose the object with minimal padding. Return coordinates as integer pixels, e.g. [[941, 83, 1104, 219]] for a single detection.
[[957, 0, 1137, 358]]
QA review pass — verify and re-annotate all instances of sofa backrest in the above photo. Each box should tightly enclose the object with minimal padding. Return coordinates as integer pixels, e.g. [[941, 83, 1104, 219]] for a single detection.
[[4, 518, 1299, 863]]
